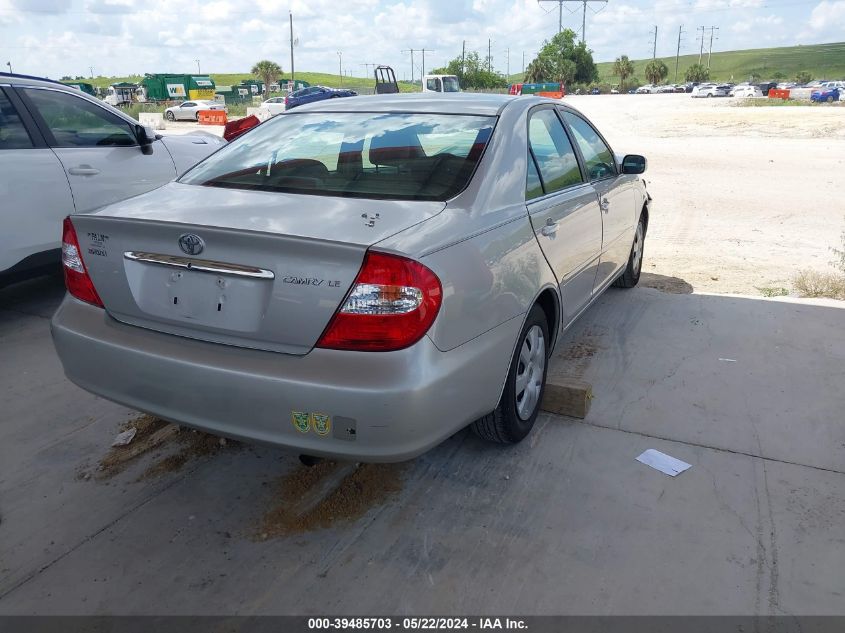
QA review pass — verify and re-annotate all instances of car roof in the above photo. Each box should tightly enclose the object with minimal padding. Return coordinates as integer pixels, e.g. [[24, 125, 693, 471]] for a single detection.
[[291, 92, 519, 116], [0, 72, 78, 90]]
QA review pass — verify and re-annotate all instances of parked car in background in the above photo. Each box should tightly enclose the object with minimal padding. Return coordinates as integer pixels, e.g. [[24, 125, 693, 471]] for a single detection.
[[589, 87, 601, 95], [811, 87, 840, 102], [285, 85, 357, 110], [261, 96, 286, 116], [692, 84, 730, 98], [656, 85, 676, 93], [636, 84, 658, 94], [673, 85, 687, 93], [732, 85, 764, 98], [164, 100, 227, 121], [51, 93, 651, 461], [757, 82, 778, 96], [0, 73, 226, 286]]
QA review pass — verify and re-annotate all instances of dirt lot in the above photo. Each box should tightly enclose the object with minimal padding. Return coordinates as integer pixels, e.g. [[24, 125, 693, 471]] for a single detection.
[[566, 94, 845, 296]]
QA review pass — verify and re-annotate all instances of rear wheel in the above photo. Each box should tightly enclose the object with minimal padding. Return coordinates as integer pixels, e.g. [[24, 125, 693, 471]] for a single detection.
[[613, 215, 645, 288], [165, 110, 175, 121], [826, 96, 834, 103], [471, 304, 549, 444]]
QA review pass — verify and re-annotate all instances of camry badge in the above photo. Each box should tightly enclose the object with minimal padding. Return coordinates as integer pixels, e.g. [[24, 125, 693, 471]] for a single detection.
[[178, 233, 204, 256]]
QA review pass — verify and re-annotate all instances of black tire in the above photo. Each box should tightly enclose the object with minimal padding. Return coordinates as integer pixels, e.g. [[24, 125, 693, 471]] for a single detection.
[[165, 111, 175, 121], [471, 304, 550, 444], [195, 112, 200, 121], [613, 214, 646, 288]]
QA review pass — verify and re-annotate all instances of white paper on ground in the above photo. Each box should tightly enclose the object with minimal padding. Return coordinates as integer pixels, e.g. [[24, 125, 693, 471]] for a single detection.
[[112, 427, 137, 447], [636, 449, 692, 477]]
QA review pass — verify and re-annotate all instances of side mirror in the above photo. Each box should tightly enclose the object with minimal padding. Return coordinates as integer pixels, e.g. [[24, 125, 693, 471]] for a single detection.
[[135, 125, 157, 155], [621, 154, 647, 175]]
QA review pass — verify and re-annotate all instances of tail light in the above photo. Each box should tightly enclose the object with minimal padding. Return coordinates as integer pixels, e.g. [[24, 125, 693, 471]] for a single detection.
[[62, 217, 103, 308], [316, 251, 442, 352], [284, 96, 289, 106]]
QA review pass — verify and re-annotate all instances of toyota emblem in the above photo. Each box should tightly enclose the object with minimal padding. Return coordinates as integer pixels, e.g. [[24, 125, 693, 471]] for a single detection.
[[178, 233, 204, 256]]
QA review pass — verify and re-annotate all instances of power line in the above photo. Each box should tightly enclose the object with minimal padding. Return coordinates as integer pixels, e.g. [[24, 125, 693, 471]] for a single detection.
[[537, 0, 608, 45]]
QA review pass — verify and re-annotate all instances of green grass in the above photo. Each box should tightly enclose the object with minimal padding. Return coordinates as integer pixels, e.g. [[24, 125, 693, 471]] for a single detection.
[[86, 71, 419, 95], [507, 41, 845, 85], [595, 42, 845, 85]]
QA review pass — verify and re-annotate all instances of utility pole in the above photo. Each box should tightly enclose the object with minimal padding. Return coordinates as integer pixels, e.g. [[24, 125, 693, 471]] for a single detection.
[[506, 47, 510, 78], [488, 39, 492, 72], [461, 41, 466, 77], [650, 25, 657, 59], [289, 11, 295, 85], [675, 25, 684, 83], [538, 0, 608, 45], [6, 61, 12, 74], [89, 66, 94, 79], [698, 26, 705, 64], [707, 26, 719, 69], [402, 48, 415, 85], [337, 51, 342, 87], [522, 51, 525, 77], [195, 59, 201, 74], [419, 48, 434, 80]]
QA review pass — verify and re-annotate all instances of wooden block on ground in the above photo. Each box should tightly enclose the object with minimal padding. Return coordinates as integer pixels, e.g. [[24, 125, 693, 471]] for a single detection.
[[542, 378, 593, 419]]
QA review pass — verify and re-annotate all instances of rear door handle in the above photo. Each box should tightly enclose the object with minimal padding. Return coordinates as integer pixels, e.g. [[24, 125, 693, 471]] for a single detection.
[[600, 198, 610, 213], [68, 165, 100, 176]]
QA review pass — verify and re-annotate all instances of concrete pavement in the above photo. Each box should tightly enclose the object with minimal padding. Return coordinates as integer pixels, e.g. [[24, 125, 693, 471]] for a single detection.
[[1, 276, 843, 615]]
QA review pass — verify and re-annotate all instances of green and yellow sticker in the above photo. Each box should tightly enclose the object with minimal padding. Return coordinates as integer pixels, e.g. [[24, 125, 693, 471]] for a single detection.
[[310, 413, 332, 437], [291, 411, 310, 434]]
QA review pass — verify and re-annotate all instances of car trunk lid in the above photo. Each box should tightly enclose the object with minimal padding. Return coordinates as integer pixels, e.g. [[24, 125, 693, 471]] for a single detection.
[[71, 182, 444, 355]]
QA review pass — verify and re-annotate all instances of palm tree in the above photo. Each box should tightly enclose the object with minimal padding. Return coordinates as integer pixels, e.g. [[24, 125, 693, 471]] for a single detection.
[[524, 56, 553, 83], [251, 60, 283, 98], [612, 55, 634, 91], [644, 59, 669, 85]]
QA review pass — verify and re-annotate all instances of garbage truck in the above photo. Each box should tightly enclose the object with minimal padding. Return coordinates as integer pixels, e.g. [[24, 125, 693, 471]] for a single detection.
[[136, 74, 217, 102]]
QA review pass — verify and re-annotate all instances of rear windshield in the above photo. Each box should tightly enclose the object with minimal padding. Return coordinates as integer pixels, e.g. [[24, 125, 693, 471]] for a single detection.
[[180, 112, 495, 201]]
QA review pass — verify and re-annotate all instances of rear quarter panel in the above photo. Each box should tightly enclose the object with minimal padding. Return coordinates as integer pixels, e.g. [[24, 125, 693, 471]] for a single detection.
[[376, 97, 560, 353]]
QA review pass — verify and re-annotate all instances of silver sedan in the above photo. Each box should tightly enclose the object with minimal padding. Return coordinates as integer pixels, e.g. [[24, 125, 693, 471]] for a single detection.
[[52, 93, 651, 462], [164, 100, 226, 121]]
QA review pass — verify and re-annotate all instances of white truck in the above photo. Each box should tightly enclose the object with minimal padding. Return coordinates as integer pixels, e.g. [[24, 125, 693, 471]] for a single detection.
[[422, 75, 460, 93]]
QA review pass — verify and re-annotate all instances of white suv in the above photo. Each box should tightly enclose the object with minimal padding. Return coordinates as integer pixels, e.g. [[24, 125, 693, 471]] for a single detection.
[[0, 74, 226, 286]]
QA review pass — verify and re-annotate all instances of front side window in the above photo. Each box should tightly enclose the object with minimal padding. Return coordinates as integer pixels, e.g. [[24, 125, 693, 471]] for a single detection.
[[23, 88, 136, 148], [427, 78, 441, 92], [0, 90, 33, 149], [527, 108, 582, 197], [442, 77, 460, 92], [180, 112, 495, 201], [562, 111, 617, 181]]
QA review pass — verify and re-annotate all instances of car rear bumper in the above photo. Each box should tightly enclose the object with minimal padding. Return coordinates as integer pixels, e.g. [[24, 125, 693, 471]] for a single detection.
[[51, 297, 520, 462]]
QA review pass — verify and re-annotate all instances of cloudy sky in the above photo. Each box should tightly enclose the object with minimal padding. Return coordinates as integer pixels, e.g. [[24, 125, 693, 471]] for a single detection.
[[1, 0, 843, 80]]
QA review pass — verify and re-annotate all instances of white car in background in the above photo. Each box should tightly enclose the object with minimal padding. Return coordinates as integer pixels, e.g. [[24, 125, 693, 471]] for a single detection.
[[261, 96, 286, 116], [691, 84, 729, 98], [0, 73, 226, 286], [732, 85, 764, 98], [636, 84, 659, 94], [164, 100, 227, 121]]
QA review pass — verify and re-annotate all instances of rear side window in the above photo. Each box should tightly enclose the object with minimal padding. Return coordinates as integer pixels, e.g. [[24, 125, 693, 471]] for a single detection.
[[181, 112, 496, 202], [23, 88, 137, 148], [527, 108, 582, 197], [0, 90, 33, 149], [561, 111, 617, 181]]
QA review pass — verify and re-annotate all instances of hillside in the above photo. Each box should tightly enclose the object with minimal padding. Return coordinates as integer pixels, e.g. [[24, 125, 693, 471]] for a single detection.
[[84, 71, 418, 94], [508, 41, 845, 84], [597, 41, 845, 84]]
